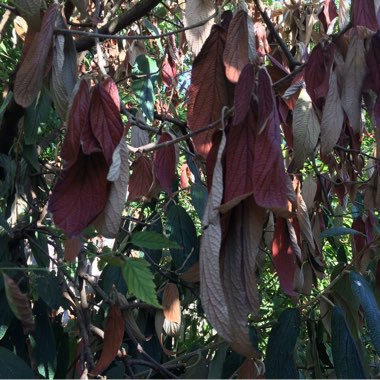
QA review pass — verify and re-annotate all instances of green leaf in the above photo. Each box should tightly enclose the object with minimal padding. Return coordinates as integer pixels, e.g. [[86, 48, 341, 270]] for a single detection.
[[320, 227, 366, 238], [350, 271, 380, 355], [190, 183, 208, 220], [130, 230, 180, 250], [0, 346, 35, 378], [31, 299, 56, 379], [0, 278, 13, 340], [24, 88, 51, 145], [0, 212, 12, 235], [131, 55, 158, 121], [99, 264, 128, 295], [27, 232, 50, 268], [167, 205, 199, 273], [208, 343, 229, 379], [143, 214, 164, 271], [35, 271, 64, 310], [265, 308, 301, 379], [122, 258, 161, 308], [331, 306, 366, 379]]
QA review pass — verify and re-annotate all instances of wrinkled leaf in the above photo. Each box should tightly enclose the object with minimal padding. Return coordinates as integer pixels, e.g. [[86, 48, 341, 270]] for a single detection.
[[128, 155, 153, 202]]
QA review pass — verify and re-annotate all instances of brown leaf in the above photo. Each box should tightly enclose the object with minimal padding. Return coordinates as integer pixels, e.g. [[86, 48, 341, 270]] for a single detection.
[[200, 129, 234, 342], [97, 140, 129, 238], [92, 305, 125, 376], [223, 10, 250, 83], [128, 155, 153, 202], [320, 71, 344, 156], [64, 236, 81, 261], [3, 273, 34, 334], [179, 261, 200, 283], [341, 30, 367, 134], [184, 0, 214, 56], [162, 283, 181, 337], [187, 25, 234, 158], [14, 4, 58, 108], [302, 176, 317, 211], [289, 88, 320, 171]]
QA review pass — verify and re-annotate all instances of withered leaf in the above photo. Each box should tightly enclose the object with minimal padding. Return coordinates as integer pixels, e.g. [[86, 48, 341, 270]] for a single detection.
[[3, 273, 34, 334], [200, 129, 234, 342], [341, 30, 367, 134], [184, 0, 214, 56], [290, 88, 320, 171], [187, 25, 233, 158], [14, 4, 58, 108], [320, 71, 344, 156], [162, 283, 181, 337], [97, 140, 129, 238], [92, 305, 125, 376]]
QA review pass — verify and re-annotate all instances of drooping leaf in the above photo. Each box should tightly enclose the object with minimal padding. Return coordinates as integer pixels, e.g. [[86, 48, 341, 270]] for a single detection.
[[223, 10, 250, 84], [350, 271, 380, 355], [92, 305, 125, 376], [97, 140, 129, 238], [190, 183, 208, 220], [350, 0, 377, 31], [162, 283, 181, 336], [131, 55, 159, 122], [364, 33, 380, 94], [221, 198, 266, 357], [320, 227, 366, 238], [233, 63, 255, 126], [338, 0, 350, 29], [161, 55, 177, 87], [89, 81, 124, 166], [24, 87, 51, 145], [253, 69, 289, 212], [49, 152, 109, 237], [153, 133, 177, 194], [128, 155, 153, 201], [341, 30, 367, 134], [14, 4, 58, 108], [290, 88, 320, 171], [60, 79, 90, 169], [2, 273, 34, 333], [188, 25, 233, 158], [130, 231, 180, 250], [272, 217, 299, 296], [200, 129, 234, 342], [0, 347, 35, 379], [35, 271, 64, 310], [304, 42, 336, 109], [31, 299, 57, 379], [143, 215, 164, 270], [320, 71, 344, 156], [167, 205, 199, 273], [184, 0, 214, 56], [99, 264, 128, 295], [331, 305, 366, 379], [11, 0, 41, 30], [265, 308, 301, 379], [122, 258, 161, 307]]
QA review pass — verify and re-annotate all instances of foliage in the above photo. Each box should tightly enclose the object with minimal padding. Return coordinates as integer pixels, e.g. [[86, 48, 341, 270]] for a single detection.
[[1, 0, 380, 378]]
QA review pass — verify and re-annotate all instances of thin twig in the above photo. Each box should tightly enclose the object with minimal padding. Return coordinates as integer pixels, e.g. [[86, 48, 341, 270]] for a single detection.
[[56, 10, 217, 41]]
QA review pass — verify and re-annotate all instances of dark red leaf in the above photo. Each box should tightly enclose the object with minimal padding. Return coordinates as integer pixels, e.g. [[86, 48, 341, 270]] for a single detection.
[[92, 305, 125, 376], [318, 0, 338, 31], [128, 155, 153, 201], [61, 80, 91, 169], [350, 0, 377, 31], [89, 84, 124, 165], [257, 68, 274, 133], [375, 96, 380, 127], [352, 217, 366, 255], [14, 4, 58, 107], [272, 217, 298, 296], [161, 56, 177, 87], [253, 80, 289, 211], [187, 25, 234, 158], [49, 151, 109, 237], [153, 133, 176, 194], [304, 42, 336, 109], [101, 77, 121, 112], [233, 64, 255, 126], [364, 33, 380, 94], [224, 107, 256, 205]]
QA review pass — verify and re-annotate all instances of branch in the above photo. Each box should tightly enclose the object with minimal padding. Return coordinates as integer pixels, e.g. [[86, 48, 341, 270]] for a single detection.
[[252, 0, 300, 71], [75, 0, 161, 52], [60, 10, 217, 45]]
